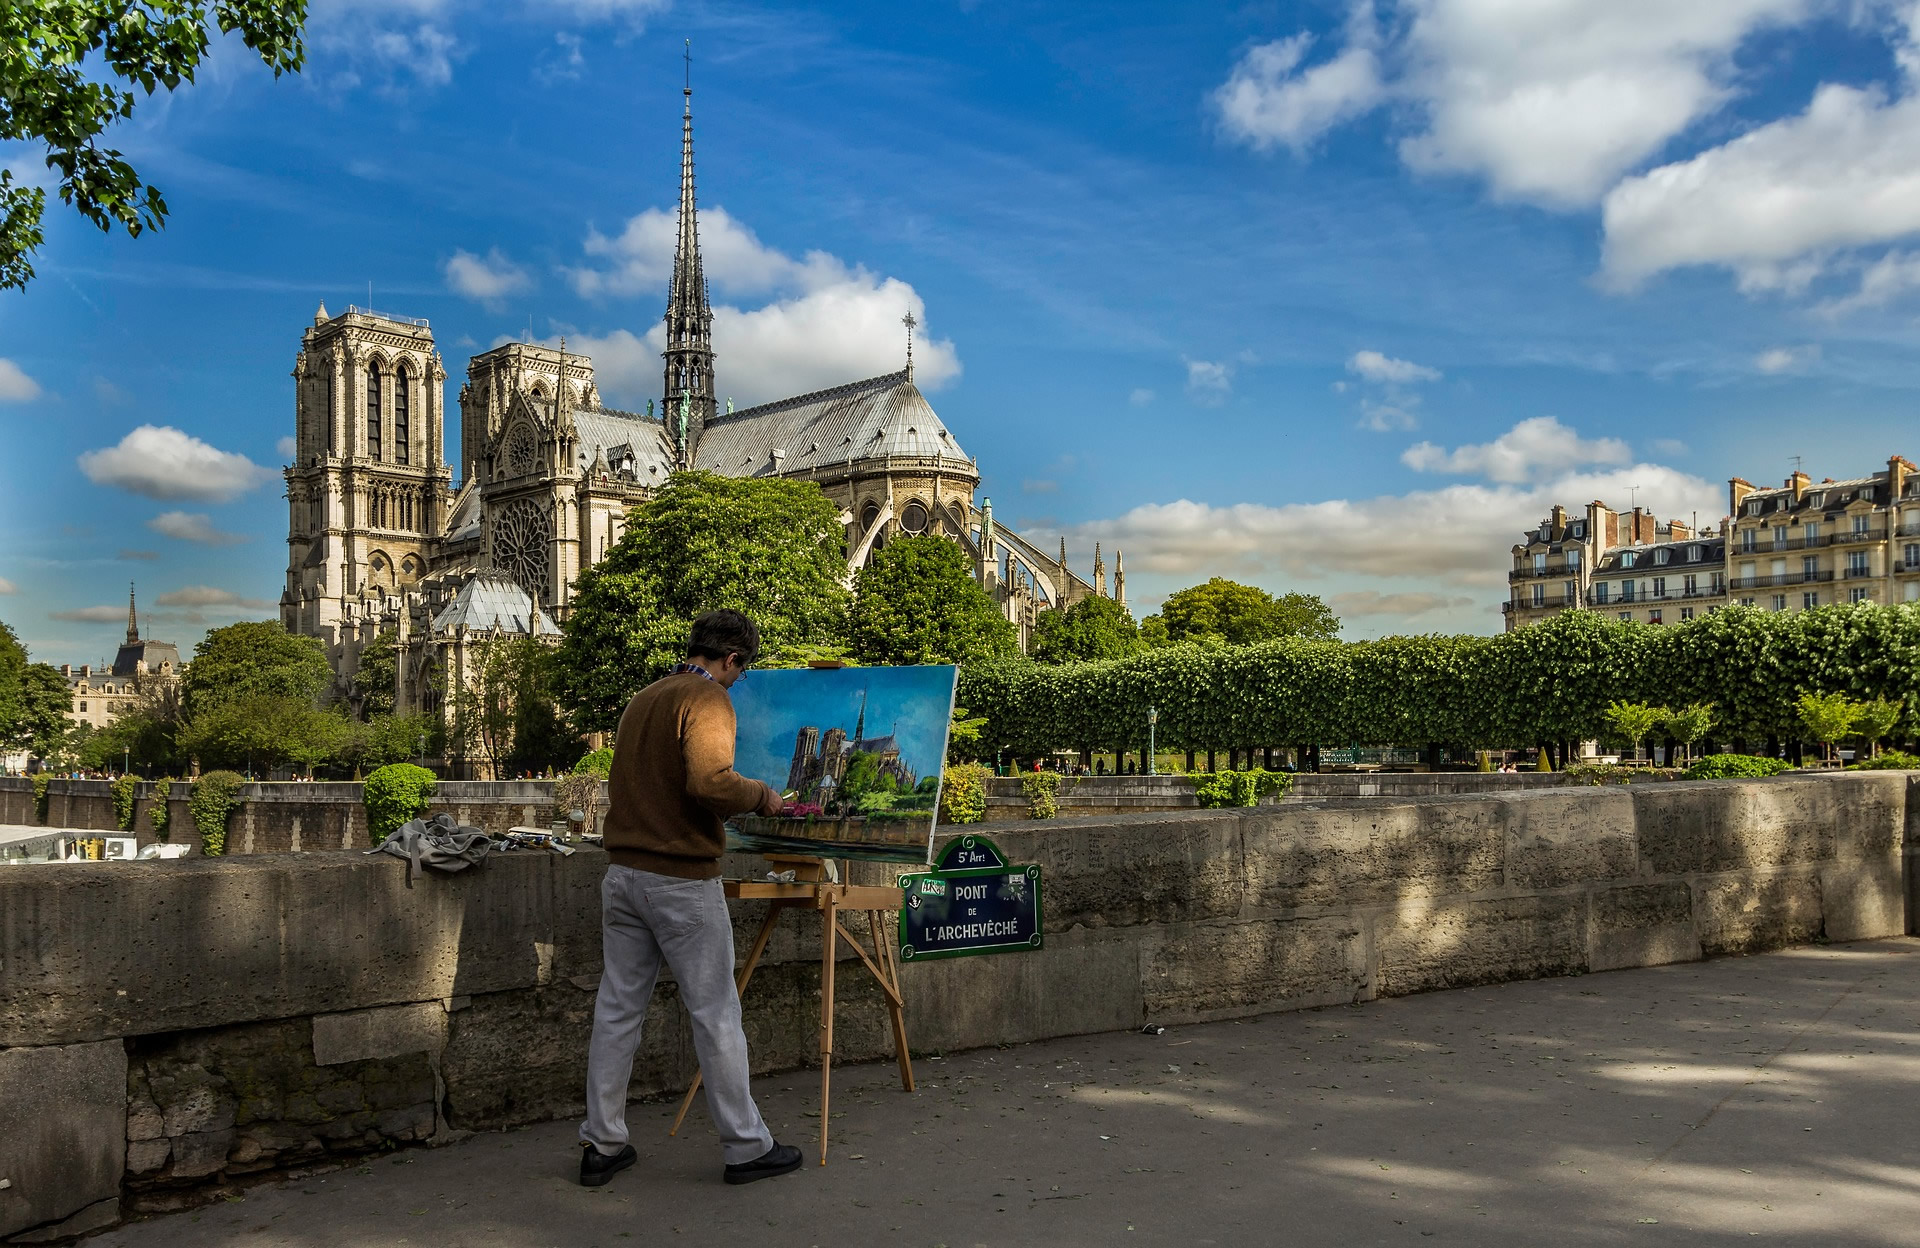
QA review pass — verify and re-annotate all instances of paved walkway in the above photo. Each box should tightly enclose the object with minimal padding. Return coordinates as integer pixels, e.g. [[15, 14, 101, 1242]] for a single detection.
[[98, 939, 1920, 1247]]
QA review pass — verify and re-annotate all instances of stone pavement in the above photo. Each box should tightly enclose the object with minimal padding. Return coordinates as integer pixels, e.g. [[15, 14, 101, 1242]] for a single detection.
[[95, 939, 1920, 1248]]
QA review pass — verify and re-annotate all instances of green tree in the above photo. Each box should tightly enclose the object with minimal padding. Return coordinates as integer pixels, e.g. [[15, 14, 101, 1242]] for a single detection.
[[847, 536, 1017, 666], [1796, 691, 1860, 762], [0, 619, 27, 752], [1030, 593, 1142, 664], [1661, 702, 1716, 765], [1602, 700, 1666, 763], [84, 677, 188, 774], [553, 472, 853, 731], [1, 0, 308, 290], [1146, 578, 1341, 646], [1853, 697, 1903, 758], [179, 694, 348, 777], [182, 621, 332, 717], [350, 630, 398, 718], [19, 663, 76, 764], [451, 638, 577, 778]]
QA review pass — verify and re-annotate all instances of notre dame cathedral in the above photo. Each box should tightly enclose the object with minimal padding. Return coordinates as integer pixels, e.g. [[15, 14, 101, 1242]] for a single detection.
[[281, 79, 1126, 721]]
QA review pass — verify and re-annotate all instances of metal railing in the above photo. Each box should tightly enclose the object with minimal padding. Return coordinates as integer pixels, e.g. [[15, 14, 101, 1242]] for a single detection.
[[1727, 571, 1836, 589]]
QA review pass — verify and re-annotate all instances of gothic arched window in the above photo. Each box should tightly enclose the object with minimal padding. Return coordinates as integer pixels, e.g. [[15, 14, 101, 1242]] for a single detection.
[[366, 363, 383, 460], [394, 364, 411, 466]]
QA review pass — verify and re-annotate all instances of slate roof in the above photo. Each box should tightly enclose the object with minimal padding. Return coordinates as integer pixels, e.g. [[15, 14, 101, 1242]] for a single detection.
[[429, 574, 545, 636], [691, 372, 974, 478]]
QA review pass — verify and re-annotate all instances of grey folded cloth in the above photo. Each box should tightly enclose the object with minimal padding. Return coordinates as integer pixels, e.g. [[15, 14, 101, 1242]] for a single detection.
[[367, 812, 494, 887]]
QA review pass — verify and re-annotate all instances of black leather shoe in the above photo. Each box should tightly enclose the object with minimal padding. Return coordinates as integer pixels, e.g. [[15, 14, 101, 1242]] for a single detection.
[[724, 1141, 803, 1185], [579, 1143, 636, 1186]]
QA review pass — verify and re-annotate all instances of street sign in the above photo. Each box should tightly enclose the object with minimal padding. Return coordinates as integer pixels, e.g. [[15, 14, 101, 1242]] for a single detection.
[[898, 835, 1042, 962]]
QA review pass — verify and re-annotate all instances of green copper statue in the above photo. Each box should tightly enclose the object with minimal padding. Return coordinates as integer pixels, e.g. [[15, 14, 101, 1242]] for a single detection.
[[677, 391, 690, 447]]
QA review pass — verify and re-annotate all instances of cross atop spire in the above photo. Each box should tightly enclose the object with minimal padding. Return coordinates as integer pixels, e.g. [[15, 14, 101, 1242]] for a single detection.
[[662, 38, 716, 468], [903, 310, 917, 381], [126, 582, 139, 645]]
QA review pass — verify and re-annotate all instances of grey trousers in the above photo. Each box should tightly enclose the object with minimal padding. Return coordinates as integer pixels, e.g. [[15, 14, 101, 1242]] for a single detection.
[[580, 866, 774, 1165]]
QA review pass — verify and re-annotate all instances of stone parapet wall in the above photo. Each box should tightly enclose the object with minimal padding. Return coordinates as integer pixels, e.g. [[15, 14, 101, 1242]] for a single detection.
[[0, 772, 1911, 1241], [980, 769, 1569, 819]]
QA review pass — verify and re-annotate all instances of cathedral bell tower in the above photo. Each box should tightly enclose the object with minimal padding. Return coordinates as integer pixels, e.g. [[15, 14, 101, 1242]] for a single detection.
[[662, 44, 716, 469]]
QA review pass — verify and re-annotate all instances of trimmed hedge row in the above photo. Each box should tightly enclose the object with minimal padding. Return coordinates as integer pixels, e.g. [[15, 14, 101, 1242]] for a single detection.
[[958, 603, 1920, 756]]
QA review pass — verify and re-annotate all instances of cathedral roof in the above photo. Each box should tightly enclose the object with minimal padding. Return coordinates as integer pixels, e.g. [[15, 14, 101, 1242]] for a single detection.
[[429, 574, 545, 636], [111, 639, 180, 678], [691, 372, 975, 478], [573, 409, 676, 482]]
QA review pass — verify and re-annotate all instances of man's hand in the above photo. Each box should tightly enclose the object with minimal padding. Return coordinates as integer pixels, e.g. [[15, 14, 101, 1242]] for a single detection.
[[755, 783, 783, 817]]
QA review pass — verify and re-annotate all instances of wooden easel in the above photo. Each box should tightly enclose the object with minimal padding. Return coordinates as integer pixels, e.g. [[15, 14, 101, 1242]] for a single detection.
[[668, 855, 914, 1166]]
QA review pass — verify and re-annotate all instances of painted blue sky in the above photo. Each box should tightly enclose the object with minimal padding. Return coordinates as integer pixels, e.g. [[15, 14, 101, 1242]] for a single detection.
[[6, 0, 1920, 664], [730, 666, 956, 791]]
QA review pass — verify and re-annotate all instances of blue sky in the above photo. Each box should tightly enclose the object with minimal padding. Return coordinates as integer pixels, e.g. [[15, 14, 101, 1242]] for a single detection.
[[6, 0, 1920, 664]]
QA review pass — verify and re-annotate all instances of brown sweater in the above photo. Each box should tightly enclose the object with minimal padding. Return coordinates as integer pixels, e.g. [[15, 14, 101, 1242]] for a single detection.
[[601, 671, 774, 878]]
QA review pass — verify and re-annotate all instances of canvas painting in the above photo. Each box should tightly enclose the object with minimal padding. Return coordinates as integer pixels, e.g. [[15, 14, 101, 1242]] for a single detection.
[[725, 664, 960, 864]]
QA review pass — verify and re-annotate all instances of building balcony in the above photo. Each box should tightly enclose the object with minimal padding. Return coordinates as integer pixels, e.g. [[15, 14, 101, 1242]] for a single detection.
[[1728, 571, 1836, 589], [1509, 567, 1576, 582], [1732, 529, 1887, 555]]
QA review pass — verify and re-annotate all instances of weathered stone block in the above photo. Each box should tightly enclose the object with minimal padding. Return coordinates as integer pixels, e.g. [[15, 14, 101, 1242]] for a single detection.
[[986, 814, 1246, 931], [166, 1129, 234, 1179], [1139, 916, 1367, 1021], [1374, 894, 1587, 996], [1587, 882, 1701, 972], [1634, 779, 1833, 877], [1502, 790, 1637, 889], [1242, 799, 1505, 912], [1819, 855, 1905, 942], [1694, 871, 1823, 955], [900, 929, 1141, 1050], [311, 1001, 447, 1066], [0, 1040, 126, 1238], [124, 1138, 171, 1175], [1827, 770, 1908, 859]]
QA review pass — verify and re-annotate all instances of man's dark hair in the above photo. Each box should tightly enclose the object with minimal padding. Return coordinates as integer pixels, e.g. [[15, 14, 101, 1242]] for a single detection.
[[687, 610, 761, 665]]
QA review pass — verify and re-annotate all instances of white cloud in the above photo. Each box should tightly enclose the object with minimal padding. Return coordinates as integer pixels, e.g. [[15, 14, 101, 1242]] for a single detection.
[[148, 511, 248, 546], [51, 605, 131, 623], [1215, 0, 1821, 208], [1068, 460, 1718, 588], [78, 425, 274, 502], [445, 247, 533, 303], [0, 577, 15, 595], [1401, 416, 1631, 483], [1819, 250, 1920, 314], [1754, 344, 1821, 373], [1022, 479, 1060, 494], [1214, 4, 1386, 153], [562, 205, 959, 409], [1652, 437, 1690, 456], [1347, 349, 1441, 384], [1184, 359, 1232, 404], [1331, 589, 1476, 617], [1397, 0, 1813, 207], [0, 358, 42, 401], [276, 435, 298, 458], [534, 32, 586, 84], [154, 586, 274, 610], [1602, 80, 1920, 290], [1129, 388, 1156, 406]]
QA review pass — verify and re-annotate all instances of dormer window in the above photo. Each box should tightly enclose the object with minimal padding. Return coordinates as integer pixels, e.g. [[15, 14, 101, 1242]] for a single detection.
[[1655, 548, 1670, 565], [1687, 545, 1702, 562], [1621, 552, 1636, 568]]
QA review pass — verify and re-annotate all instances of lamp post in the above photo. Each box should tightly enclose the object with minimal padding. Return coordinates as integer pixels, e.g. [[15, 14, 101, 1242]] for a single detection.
[[1147, 706, 1158, 777]]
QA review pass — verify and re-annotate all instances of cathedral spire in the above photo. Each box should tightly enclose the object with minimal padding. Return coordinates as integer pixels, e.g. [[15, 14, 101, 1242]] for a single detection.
[[662, 38, 716, 469], [126, 582, 139, 645]]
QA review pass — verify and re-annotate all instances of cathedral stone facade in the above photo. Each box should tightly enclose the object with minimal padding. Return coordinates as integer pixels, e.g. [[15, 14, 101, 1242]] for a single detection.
[[282, 81, 1122, 727]]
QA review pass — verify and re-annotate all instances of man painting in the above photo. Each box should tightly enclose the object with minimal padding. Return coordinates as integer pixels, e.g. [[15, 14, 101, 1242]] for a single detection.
[[579, 609, 802, 1186]]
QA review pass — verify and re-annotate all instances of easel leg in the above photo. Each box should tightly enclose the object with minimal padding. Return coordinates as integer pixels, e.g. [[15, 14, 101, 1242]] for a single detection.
[[669, 901, 786, 1138], [871, 910, 915, 1093], [818, 892, 837, 1166]]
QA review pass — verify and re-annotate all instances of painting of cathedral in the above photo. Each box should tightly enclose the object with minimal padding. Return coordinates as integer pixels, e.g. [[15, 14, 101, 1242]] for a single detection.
[[726, 665, 958, 863], [280, 81, 1127, 752]]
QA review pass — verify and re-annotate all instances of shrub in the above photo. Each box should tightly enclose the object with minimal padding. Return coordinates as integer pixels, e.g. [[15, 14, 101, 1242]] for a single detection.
[[572, 747, 614, 779], [939, 762, 990, 825], [1020, 770, 1061, 820], [1683, 754, 1791, 780], [111, 773, 139, 832], [1847, 750, 1920, 770], [363, 763, 437, 846], [1191, 768, 1293, 808], [149, 779, 173, 841], [189, 770, 247, 856], [30, 772, 51, 824]]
